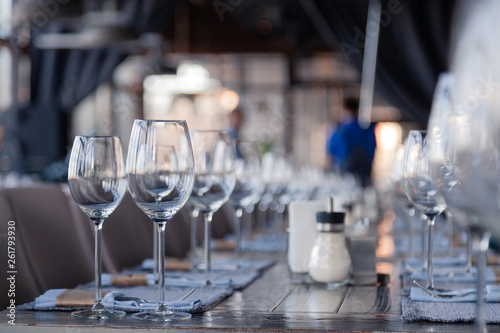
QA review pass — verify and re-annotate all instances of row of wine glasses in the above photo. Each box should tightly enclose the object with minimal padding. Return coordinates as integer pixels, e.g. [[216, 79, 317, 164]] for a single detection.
[[67, 121, 265, 322], [428, 71, 500, 332], [402, 130, 447, 290], [67, 119, 353, 322], [394, 69, 500, 331], [188, 130, 236, 280]]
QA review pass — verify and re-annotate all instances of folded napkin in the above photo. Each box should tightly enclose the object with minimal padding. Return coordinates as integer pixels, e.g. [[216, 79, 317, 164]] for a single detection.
[[141, 258, 273, 273], [33, 288, 200, 312], [241, 234, 287, 253], [405, 252, 468, 268], [212, 239, 236, 251], [100, 272, 232, 288], [35, 289, 118, 308], [395, 235, 450, 255], [409, 285, 500, 302], [410, 267, 498, 283], [102, 273, 156, 286], [138, 257, 191, 271]]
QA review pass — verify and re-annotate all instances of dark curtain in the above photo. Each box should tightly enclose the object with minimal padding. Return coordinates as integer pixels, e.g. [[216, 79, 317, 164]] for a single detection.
[[313, 0, 455, 127], [8, 0, 184, 174]]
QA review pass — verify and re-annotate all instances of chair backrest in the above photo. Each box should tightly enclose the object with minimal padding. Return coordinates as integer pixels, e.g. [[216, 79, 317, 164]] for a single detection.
[[102, 192, 192, 272], [0, 185, 95, 307], [0, 192, 41, 309]]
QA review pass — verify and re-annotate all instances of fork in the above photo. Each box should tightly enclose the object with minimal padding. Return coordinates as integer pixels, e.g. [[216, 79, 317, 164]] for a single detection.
[[115, 287, 196, 305], [412, 280, 478, 299]]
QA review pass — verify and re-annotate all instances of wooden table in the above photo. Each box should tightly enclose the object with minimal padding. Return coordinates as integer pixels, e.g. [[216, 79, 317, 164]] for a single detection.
[[1, 259, 493, 332]]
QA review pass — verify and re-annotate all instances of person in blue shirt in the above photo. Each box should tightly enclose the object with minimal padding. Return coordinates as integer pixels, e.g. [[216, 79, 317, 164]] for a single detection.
[[328, 98, 377, 187], [228, 107, 244, 140]]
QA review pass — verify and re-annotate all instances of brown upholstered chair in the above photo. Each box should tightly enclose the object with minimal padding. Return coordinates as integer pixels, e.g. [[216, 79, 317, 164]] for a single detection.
[[101, 192, 192, 273], [195, 202, 236, 242], [0, 185, 95, 308], [0, 193, 41, 309]]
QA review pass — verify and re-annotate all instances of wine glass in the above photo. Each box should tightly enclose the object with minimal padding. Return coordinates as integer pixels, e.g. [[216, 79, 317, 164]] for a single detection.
[[228, 140, 262, 264], [444, 89, 500, 331], [402, 130, 447, 290], [68, 136, 127, 319], [189, 130, 236, 280], [126, 120, 194, 322], [390, 144, 417, 260], [428, 73, 472, 273]]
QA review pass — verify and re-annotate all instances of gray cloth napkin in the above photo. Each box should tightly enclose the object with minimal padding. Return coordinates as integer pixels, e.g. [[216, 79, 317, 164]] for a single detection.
[[401, 295, 500, 323], [17, 285, 233, 313], [405, 252, 468, 268], [410, 267, 496, 283], [241, 234, 287, 253], [141, 258, 274, 272], [409, 285, 500, 302], [139, 259, 274, 290], [157, 269, 261, 290], [101, 273, 232, 288]]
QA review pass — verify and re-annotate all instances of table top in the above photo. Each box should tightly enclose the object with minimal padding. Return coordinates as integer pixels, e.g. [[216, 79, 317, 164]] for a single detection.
[[2, 259, 496, 332]]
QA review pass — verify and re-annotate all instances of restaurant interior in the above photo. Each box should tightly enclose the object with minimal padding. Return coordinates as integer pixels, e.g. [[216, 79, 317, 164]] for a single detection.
[[2, 0, 500, 332]]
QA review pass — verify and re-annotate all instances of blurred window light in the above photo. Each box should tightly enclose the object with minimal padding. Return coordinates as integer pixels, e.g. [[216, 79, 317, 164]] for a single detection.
[[375, 122, 402, 152], [219, 89, 239, 113], [143, 63, 220, 96]]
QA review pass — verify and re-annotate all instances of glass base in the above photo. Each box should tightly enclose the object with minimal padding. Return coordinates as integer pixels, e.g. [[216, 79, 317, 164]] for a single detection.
[[289, 272, 313, 284], [132, 310, 191, 322], [71, 308, 126, 320], [325, 279, 349, 289]]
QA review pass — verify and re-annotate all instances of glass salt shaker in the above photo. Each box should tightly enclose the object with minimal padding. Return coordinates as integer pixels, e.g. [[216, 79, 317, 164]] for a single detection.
[[309, 198, 351, 286]]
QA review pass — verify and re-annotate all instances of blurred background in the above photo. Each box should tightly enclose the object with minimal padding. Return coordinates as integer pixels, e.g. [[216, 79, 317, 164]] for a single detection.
[[0, 0, 455, 189]]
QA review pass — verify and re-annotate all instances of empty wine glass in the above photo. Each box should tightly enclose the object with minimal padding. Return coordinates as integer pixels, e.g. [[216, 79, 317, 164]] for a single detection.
[[390, 144, 417, 260], [402, 130, 447, 290], [127, 120, 194, 322], [428, 73, 472, 273], [68, 136, 127, 319], [228, 140, 262, 264], [445, 84, 500, 331], [189, 130, 236, 280]]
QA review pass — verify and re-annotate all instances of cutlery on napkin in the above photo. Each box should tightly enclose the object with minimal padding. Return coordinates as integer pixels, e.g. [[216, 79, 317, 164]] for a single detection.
[[410, 266, 499, 283], [409, 285, 500, 302], [34, 289, 200, 311], [101, 273, 232, 287]]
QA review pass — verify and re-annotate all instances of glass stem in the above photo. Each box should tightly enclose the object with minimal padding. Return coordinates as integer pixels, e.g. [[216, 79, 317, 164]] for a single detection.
[[258, 202, 266, 230], [156, 222, 167, 312], [204, 212, 213, 282], [408, 205, 415, 258], [153, 223, 158, 284], [466, 228, 472, 273], [190, 209, 199, 269], [474, 229, 490, 333], [92, 218, 104, 309], [422, 215, 428, 270], [235, 208, 243, 263], [446, 211, 453, 258], [426, 214, 438, 290], [246, 206, 254, 238]]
